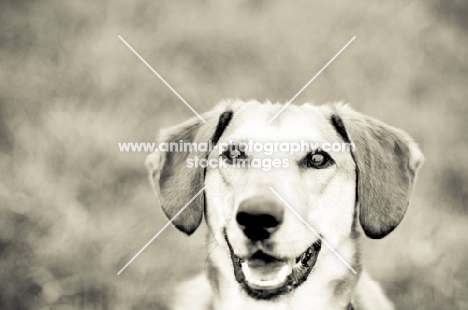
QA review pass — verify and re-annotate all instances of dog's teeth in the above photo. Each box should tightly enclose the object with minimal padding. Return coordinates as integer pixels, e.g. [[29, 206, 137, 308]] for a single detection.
[[277, 264, 292, 280], [241, 262, 251, 279], [241, 263, 292, 289]]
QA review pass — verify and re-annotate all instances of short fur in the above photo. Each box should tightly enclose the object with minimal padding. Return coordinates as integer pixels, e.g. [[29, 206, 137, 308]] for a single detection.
[[146, 100, 424, 310]]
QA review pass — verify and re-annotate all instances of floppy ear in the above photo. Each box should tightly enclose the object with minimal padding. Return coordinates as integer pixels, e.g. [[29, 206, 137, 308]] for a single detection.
[[331, 104, 424, 239], [146, 105, 234, 235]]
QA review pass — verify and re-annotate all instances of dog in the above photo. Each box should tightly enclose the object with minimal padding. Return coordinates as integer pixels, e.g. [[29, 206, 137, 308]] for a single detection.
[[146, 100, 424, 310]]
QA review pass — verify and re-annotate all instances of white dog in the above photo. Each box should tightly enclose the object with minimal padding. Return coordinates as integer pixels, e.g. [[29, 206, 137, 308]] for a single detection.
[[146, 100, 424, 310]]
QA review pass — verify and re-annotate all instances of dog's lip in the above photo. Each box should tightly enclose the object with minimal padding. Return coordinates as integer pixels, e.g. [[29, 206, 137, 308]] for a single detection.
[[225, 233, 322, 299]]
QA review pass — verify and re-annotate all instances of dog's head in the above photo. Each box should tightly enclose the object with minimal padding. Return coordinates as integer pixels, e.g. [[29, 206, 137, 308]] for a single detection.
[[146, 100, 424, 299]]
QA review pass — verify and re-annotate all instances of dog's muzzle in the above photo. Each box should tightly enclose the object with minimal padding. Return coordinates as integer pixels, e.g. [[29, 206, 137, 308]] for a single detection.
[[225, 230, 321, 300], [226, 196, 322, 299]]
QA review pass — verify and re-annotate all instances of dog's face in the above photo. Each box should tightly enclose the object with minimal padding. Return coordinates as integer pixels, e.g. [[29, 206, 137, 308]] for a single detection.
[[146, 100, 423, 300], [203, 103, 357, 298]]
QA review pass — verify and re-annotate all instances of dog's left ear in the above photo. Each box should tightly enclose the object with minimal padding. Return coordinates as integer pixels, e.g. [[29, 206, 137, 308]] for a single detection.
[[146, 105, 234, 235], [331, 104, 424, 239]]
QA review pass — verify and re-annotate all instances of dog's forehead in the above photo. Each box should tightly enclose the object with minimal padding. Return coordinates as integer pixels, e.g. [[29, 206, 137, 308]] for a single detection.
[[226, 102, 338, 142]]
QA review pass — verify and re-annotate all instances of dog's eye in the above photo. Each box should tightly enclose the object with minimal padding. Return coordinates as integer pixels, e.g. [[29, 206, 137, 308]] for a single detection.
[[222, 144, 248, 164], [301, 151, 334, 169]]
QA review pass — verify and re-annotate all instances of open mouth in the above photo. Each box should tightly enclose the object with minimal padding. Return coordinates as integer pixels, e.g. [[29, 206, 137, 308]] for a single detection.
[[225, 232, 322, 300]]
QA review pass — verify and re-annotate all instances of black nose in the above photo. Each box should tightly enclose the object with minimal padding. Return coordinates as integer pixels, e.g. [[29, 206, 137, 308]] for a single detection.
[[236, 197, 284, 241]]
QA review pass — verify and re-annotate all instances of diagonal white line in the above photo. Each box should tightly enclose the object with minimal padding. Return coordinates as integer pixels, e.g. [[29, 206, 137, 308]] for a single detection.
[[268, 187, 357, 274], [268, 36, 356, 123], [118, 35, 207, 123], [117, 187, 205, 275]]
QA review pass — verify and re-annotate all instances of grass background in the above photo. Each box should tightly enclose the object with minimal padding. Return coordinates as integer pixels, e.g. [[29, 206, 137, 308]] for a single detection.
[[1, 0, 468, 309]]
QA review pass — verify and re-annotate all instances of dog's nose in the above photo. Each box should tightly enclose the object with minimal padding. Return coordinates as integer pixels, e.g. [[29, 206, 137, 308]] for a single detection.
[[236, 197, 284, 240]]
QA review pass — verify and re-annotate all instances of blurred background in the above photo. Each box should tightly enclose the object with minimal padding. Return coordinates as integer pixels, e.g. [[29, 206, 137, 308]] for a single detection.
[[1, 0, 467, 309]]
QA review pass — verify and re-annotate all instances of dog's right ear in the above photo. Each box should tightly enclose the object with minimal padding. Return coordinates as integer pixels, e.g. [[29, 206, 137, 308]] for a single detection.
[[146, 104, 234, 235]]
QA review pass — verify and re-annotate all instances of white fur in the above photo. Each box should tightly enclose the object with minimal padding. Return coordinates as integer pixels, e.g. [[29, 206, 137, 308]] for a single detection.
[[201, 101, 359, 309], [155, 100, 417, 310]]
